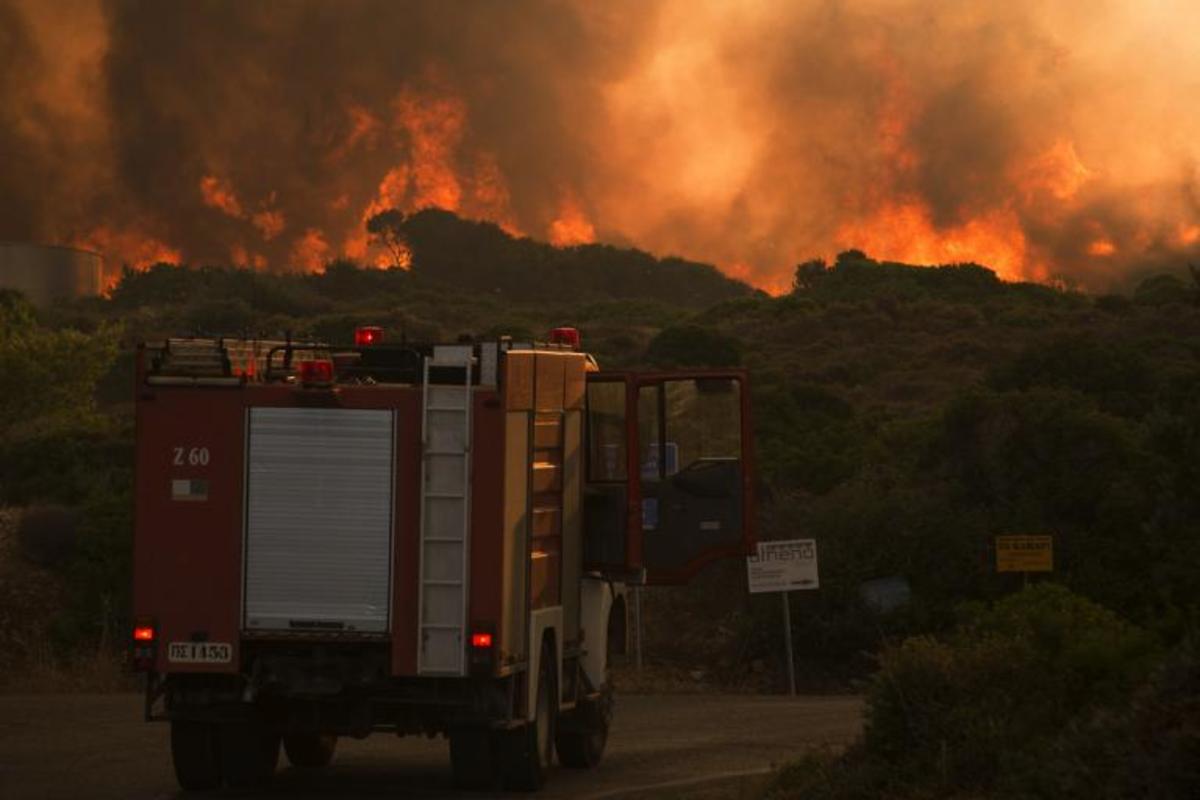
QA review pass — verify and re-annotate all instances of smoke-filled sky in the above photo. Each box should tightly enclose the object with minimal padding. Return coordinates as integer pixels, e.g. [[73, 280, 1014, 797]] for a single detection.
[[2, 0, 1199, 292]]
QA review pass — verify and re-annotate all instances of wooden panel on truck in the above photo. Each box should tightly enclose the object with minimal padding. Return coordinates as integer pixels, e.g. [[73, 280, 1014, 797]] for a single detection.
[[560, 408, 583, 645], [530, 412, 563, 610], [535, 351, 566, 411], [500, 411, 530, 668], [134, 388, 245, 674], [563, 355, 585, 410], [505, 351, 534, 411]]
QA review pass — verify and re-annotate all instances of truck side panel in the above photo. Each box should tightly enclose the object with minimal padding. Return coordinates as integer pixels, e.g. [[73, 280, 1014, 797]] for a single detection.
[[134, 388, 245, 674], [468, 390, 505, 672]]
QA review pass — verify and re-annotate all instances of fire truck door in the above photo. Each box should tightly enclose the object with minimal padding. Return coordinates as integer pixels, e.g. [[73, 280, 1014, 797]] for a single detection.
[[583, 371, 753, 584]]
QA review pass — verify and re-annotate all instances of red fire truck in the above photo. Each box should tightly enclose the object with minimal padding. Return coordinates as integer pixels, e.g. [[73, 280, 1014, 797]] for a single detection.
[[131, 328, 753, 791]]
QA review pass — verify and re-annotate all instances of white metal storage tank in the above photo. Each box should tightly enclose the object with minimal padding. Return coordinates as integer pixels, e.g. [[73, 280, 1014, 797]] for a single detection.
[[0, 243, 103, 306]]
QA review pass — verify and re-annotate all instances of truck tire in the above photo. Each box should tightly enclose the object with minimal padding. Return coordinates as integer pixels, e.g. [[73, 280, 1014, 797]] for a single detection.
[[500, 642, 556, 791], [283, 733, 337, 768], [170, 720, 220, 791], [555, 682, 612, 768], [218, 720, 280, 788], [449, 726, 498, 790], [558, 605, 618, 769]]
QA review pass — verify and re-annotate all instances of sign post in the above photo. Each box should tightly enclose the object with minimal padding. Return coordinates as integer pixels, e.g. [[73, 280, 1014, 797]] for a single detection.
[[633, 586, 643, 672], [747, 539, 819, 696], [779, 592, 795, 695]]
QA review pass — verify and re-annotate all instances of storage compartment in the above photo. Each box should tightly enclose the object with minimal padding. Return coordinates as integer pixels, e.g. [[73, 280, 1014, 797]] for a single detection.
[[243, 408, 395, 633]]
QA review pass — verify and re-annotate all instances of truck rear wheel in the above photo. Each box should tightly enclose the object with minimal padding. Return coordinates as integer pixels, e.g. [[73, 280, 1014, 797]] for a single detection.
[[449, 727, 498, 790], [283, 733, 337, 768], [218, 720, 280, 788], [171, 720, 220, 791], [500, 642, 556, 791]]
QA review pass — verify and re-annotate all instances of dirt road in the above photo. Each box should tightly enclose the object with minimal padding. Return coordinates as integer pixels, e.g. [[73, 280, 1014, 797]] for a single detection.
[[0, 692, 862, 799]]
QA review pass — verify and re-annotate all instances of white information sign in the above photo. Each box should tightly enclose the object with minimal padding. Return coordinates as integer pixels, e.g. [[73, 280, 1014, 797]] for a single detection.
[[747, 539, 819, 594]]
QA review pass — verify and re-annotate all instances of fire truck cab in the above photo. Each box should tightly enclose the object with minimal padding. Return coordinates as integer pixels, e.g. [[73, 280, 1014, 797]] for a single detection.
[[131, 329, 753, 791]]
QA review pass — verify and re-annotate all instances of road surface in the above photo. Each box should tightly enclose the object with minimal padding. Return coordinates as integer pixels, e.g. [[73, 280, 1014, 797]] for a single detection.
[[0, 693, 862, 799]]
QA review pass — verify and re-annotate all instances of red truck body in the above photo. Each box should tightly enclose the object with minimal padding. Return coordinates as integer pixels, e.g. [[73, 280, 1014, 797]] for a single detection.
[[130, 332, 753, 791]]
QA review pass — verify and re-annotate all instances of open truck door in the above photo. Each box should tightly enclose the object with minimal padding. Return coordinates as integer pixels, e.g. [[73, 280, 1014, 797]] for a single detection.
[[582, 370, 754, 584]]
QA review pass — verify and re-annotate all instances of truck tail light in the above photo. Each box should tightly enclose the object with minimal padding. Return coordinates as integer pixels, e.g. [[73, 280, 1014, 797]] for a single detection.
[[355, 325, 384, 346], [298, 359, 335, 387], [549, 326, 581, 350], [131, 618, 157, 672], [469, 625, 496, 676]]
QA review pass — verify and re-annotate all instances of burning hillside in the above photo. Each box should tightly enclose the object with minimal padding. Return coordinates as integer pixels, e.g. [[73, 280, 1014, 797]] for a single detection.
[[2, 0, 1198, 292]]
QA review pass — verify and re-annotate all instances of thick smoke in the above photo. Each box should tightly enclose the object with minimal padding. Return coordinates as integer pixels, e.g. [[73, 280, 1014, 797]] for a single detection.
[[1, 0, 1197, 290]]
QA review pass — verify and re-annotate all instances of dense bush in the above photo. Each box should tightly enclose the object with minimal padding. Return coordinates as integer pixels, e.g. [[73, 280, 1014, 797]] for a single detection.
[[16, 505, 80, 567], [764, 585, 1166, 799], [0, 295, 120, 434], [0, 290, 132, 662], [51, 485, 134, 651], [644, 324, 743, 367]]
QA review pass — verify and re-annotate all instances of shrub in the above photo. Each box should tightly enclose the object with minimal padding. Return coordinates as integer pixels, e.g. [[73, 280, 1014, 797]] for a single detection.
[[0, 416, 132, 506], [0, 320, 120, 433], [51, 485, 134, 653], [859, 585, 1158, 796], [644, 324, 742, 367], [1124, 639, 1200, 797], [16, 505, 80, 568]]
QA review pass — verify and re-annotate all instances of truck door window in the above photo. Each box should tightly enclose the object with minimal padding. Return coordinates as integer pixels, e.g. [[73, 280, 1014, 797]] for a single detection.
[[586, 381, 626, 481], [664, 378, 741, 474], [642, 375, 746, 581], [638, 385, 663, 479], [638, 385, 663, 530]]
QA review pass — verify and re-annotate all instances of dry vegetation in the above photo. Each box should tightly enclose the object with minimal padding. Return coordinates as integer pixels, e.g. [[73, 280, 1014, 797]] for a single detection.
[[0, 508, 131, 693]]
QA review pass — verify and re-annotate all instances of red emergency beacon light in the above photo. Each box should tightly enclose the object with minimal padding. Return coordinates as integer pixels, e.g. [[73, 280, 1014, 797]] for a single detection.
[[298, 359, 335, 387], [549, 326, 581, 350], [355, 326, 384, 347]]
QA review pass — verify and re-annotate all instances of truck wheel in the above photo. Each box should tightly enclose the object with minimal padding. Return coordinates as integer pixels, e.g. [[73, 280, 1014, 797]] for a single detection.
[[555, 682, 612, 768], [449, 727, 498, 790], [500, 642, 556, 791], [218, 720, 280, 788], [171, 720, 220, 791], [283, 733, 337, 768]]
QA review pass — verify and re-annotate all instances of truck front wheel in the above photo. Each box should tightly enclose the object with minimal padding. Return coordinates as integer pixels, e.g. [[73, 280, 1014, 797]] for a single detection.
[[500, 642, 556, 791], [171, 720, 220, 791], [555, 682, 612, 768], [284, 733, 337, 768]]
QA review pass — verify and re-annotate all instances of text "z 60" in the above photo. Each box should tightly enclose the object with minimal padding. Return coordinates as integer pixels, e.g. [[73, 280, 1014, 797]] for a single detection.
[[173, 447, 210, 466]]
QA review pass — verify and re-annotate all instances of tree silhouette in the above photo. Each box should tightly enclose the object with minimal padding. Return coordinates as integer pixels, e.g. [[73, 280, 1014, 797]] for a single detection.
[[366, 209, 410, 269], [792, 258, 829, 291]]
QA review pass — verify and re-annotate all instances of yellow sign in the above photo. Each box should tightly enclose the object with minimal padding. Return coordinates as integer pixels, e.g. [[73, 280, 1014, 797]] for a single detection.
[[996, 535, 1053, 573]]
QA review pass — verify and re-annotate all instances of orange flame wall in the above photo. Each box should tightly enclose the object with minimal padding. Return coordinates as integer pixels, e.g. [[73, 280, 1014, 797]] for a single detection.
[[3, 0, 1199, 292]]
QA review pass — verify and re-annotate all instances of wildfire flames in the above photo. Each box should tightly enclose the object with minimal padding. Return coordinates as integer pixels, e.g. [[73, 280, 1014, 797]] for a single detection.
[[3, 0, 1199, 293]]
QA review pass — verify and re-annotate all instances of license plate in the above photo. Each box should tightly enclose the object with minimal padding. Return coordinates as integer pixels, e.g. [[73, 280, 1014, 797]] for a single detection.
[[167, 642, 233, 664]]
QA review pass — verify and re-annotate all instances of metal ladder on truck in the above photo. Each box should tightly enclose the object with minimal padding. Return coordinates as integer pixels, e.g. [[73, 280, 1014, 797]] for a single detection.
[[417, 345, 475, 675]]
